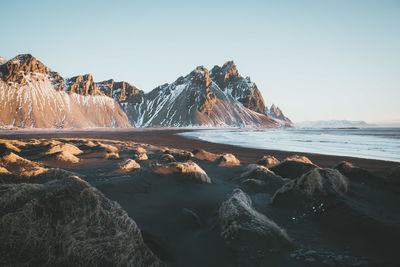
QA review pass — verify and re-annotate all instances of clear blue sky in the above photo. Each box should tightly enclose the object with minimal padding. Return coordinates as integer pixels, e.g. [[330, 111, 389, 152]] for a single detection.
[[2, 0, 400, 123]]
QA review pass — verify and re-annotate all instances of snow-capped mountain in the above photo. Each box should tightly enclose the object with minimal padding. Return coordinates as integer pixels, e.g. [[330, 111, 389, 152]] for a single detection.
[[0, 54, 130, 128], [296, 120, 372, 128], [267, 104, 293, 127], [103, 61, 288, 127], [0, 55, 292, 128]]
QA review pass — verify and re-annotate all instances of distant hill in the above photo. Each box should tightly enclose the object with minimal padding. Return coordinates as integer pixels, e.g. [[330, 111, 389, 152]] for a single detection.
[[296, 120, 373, 128]]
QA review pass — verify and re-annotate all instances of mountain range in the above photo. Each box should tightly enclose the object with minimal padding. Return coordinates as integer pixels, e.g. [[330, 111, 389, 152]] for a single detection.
[[0, 54, 292, 128], [296, 120, 373, 128]]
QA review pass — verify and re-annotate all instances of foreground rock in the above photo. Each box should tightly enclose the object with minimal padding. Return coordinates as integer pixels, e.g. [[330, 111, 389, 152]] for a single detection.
[[154, 161, 211, 183], [0, 169, 163, 266], [217, 153, 240, 166], [270, 158, 318, 179], [218, 189, 293, 264], [239, 164, 287, 191], [271, 168, 348, 208]]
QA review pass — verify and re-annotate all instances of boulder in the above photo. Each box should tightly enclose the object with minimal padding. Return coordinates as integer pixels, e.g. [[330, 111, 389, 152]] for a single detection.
[[0, 170, 163, 266], [239, 164, 287, 191], [271, 168, 349, 208], [269, 160, 318, 179], [154, 161, 211, 183], [257, 155, 279, 167], [217, 153, 240, 167]]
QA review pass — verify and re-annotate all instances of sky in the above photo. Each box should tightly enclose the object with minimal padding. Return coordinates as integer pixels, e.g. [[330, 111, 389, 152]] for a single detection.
[[1, 0, 400, 124]]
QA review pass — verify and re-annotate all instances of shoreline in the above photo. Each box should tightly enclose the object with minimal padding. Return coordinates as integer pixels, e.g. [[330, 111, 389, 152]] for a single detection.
[[1, 128, 397, 172]]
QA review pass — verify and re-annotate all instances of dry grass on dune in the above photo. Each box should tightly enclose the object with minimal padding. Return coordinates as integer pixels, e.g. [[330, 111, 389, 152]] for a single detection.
[[219, 188, 293, 253], [117, 159, 141, 172], [43, 143, 83, 156], [0, 169, 163, 266], [0, 152, 47, 176], [217, 153, 241, 166], [271, 168, 349, 206], [154, 161, 211, 183]]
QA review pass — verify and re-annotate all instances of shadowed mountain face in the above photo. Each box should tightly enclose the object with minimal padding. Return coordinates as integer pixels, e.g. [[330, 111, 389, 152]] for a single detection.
[[0, 54, 130, 128], [110, 61, 287, 127], [210, 61, 267, 115]]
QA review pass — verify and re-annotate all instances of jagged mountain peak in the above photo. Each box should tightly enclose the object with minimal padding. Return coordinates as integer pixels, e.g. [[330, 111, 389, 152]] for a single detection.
[[0, 54, 51, 84], [65, 73, 102, 96], [268, 104, 292, 126], [210, 60, 240, 87], [0, 56, 6, 64], [209, 61, 266, 115], [96, 79, 142, 103], [0, 54, 130, 128]]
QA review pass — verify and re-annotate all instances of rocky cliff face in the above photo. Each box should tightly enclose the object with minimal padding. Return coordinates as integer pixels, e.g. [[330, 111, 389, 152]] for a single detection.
[[113, 61, 288, 127], [268, 104, 293, 126], [123, 65, 278, 127], [0, 54, 130, 128], [210, 61, 267, 115], [97, 79, 143, 103]]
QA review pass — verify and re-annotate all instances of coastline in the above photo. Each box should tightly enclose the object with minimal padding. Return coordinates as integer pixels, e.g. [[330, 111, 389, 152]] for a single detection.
[[1, 128, 397, 172]]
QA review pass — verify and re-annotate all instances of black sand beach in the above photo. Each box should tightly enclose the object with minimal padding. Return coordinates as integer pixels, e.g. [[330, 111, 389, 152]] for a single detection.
[[1, 129, 399, 266]]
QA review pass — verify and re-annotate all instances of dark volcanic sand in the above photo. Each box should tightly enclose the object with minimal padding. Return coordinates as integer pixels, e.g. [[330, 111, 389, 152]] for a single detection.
[[1, 129, 399, 266]]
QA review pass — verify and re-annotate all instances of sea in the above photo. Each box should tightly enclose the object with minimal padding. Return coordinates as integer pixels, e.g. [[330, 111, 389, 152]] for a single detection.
[[179, 127, 400, 162]]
